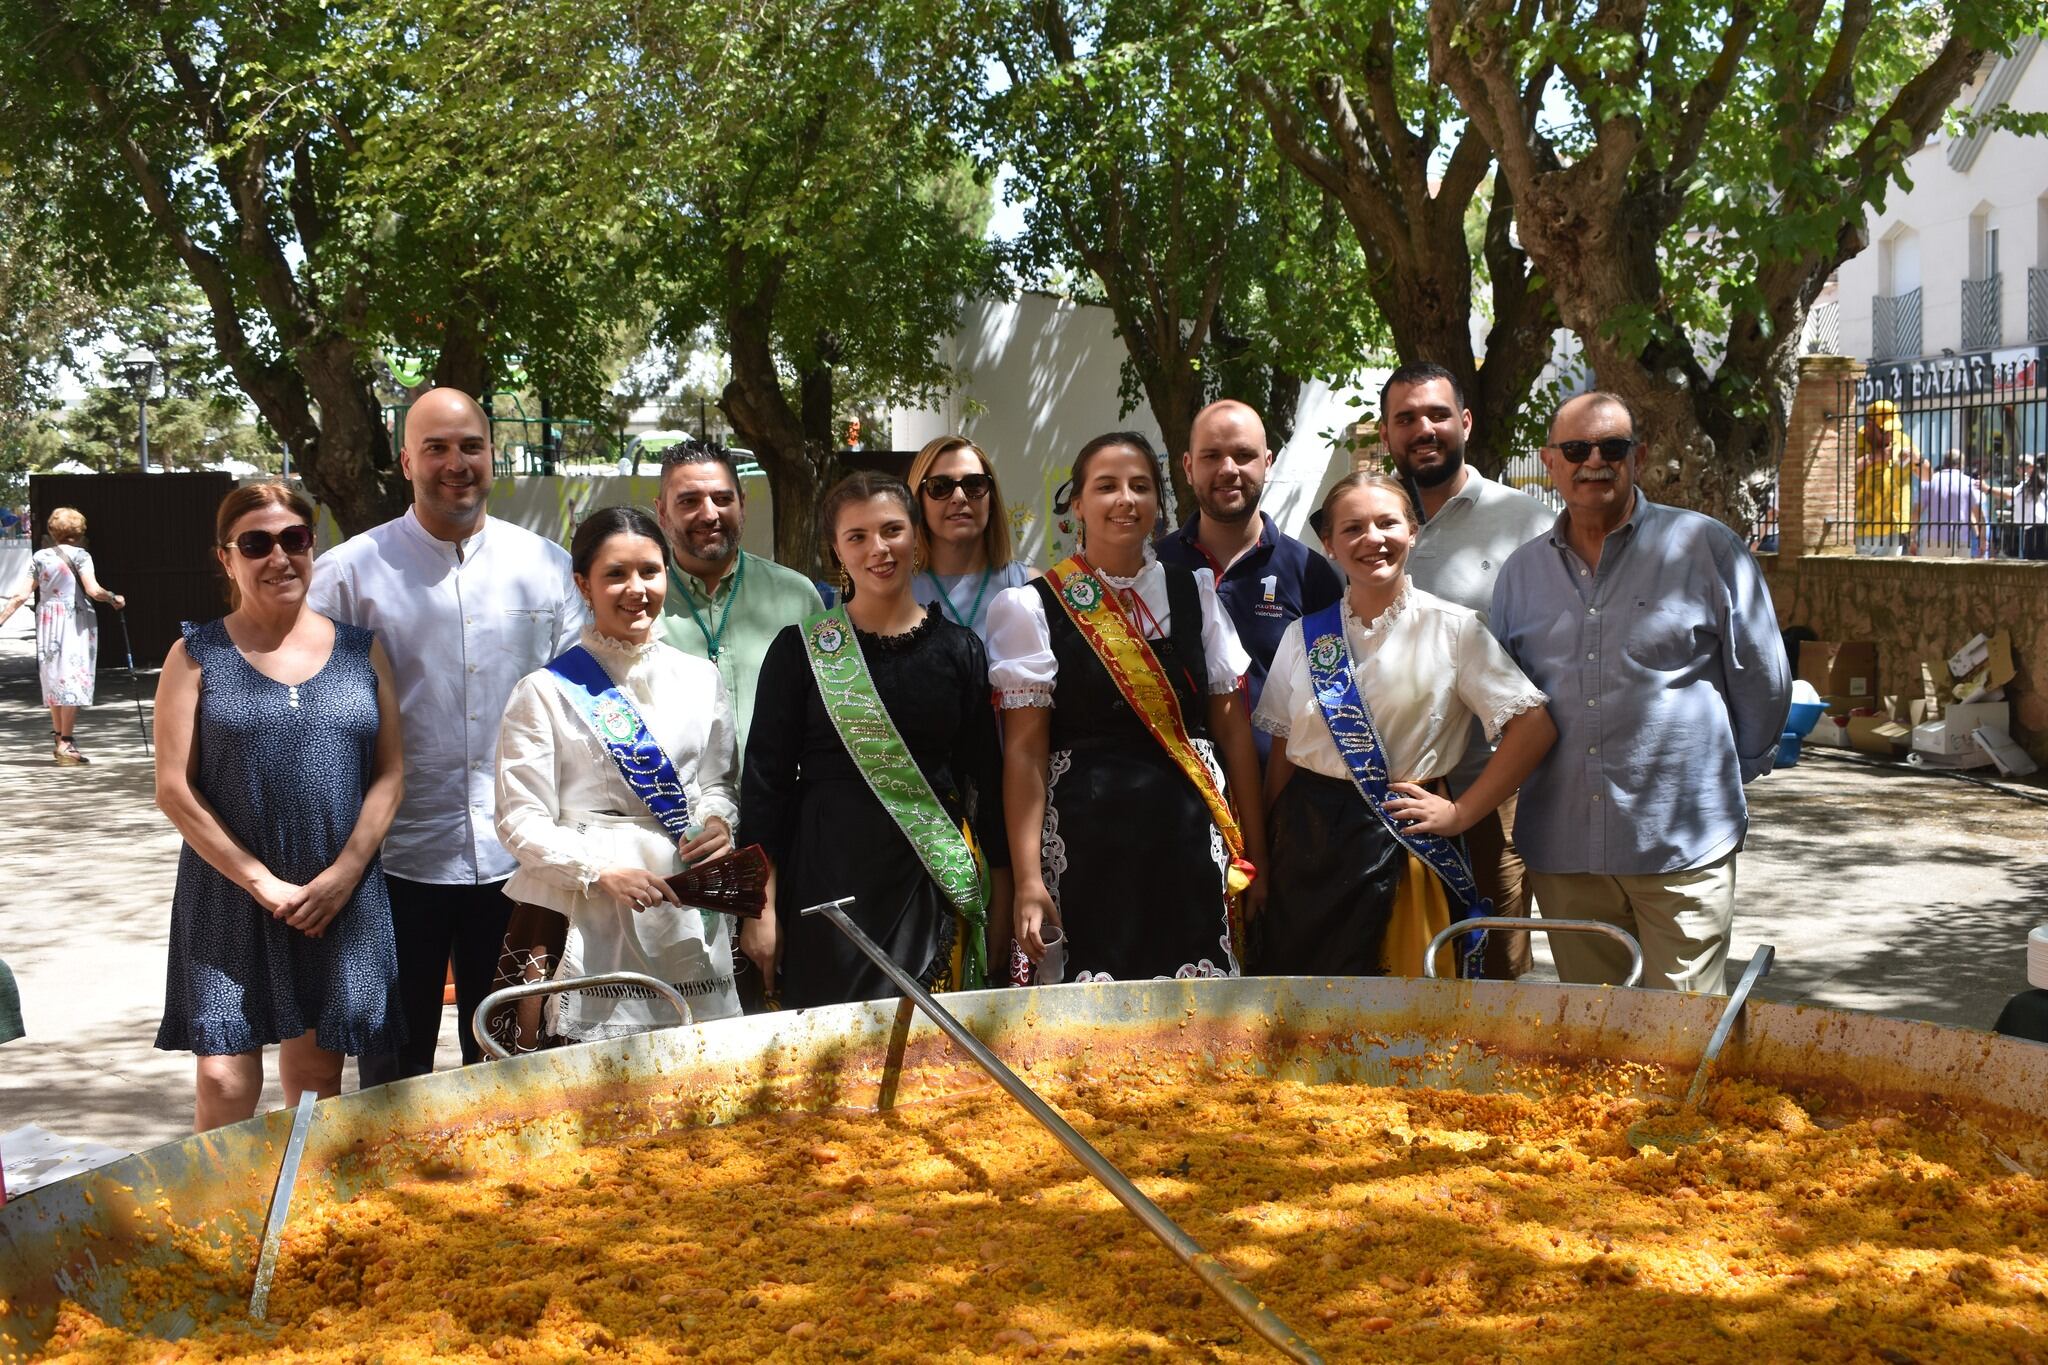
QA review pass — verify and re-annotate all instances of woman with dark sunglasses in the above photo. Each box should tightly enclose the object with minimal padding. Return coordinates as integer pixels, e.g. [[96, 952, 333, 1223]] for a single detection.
[[152, 481, 406, 1131], [906, 436, 1031, 643]]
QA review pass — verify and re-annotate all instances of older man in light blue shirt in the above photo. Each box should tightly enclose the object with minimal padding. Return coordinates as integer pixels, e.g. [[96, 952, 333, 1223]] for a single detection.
[[1491, 392, 1789, 993]]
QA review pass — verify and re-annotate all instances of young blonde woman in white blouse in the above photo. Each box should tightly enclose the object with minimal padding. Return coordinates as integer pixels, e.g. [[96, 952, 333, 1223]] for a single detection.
[[489, 507, 741, 1049], [1252, 473, 1557, 978]]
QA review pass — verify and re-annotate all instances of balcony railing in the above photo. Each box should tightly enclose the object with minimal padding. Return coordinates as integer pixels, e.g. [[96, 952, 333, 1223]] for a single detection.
[[2030, 266, 2048, 342], [1871, 288, 1922, 360], [1961, 274, 2002, 350], [1800, 298, 1840, 355]]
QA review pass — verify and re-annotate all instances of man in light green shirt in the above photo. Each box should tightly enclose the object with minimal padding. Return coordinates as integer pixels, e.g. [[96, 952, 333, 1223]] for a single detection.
[[654, 445, 824, 762]]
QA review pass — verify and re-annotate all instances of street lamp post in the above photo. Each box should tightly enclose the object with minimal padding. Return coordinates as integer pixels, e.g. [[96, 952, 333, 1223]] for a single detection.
[[120, 348, 158, 473]]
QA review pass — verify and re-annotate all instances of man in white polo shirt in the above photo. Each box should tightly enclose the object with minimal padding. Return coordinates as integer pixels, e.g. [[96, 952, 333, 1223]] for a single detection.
[[1381, 360, 1554, 979], [309, 387, 583, 1084]]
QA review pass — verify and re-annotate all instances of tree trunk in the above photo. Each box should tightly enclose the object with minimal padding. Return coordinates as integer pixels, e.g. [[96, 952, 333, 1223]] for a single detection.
[[1430, 0, 1989, 533], [719, 296, 834, 579], [1265, 369, 1303, 448], [299, 339, 407, 536], [432, 307, 491, 399], [1139, 359, 1204, 523]]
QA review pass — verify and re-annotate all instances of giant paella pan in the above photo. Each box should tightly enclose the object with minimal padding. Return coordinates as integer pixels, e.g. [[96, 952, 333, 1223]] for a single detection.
[[3, 973, 2046, 1362]]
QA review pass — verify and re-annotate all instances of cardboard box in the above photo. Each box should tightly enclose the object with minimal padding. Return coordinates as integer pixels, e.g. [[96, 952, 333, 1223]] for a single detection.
[[1808, 714, 1851, 748], [1945, 629, 2015, 704], [1880, 695, 1931, 726], [1799, 641, 1878, 700], [1847, 716, 1913, 757], [1911, 701, 2012, 756], [1974, 727, 2041, 777]]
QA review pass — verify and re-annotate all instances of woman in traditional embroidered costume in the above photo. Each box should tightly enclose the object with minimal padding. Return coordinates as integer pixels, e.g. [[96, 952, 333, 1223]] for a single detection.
[[989, 432, 1268, 984], [1252, 474, 1556, 978], [490, 507, 742, 1050], [740, 472, 1010, 1009], [907, 435, 1032, 644]]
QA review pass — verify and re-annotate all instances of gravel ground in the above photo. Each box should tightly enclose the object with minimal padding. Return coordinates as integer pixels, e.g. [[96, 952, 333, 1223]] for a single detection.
[[2, 615, 2043, 1158]]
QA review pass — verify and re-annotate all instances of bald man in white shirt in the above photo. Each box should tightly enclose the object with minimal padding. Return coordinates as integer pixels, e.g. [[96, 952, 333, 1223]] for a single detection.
[[309, 388, 584, 1084]]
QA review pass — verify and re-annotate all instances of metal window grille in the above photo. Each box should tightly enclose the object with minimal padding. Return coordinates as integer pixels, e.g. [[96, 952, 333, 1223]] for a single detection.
[[1833, 359, 2048, 560], [1961, 275, 2003, 351], [1801, 299, 1841, 355], [2029, 267, 2048, 343], [1871, 288, 1923, 361]]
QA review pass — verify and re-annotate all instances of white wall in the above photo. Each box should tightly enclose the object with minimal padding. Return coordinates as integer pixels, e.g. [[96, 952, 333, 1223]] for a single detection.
[[891, 292, 1167, 566], [1839, 42, 2047, 359], [891, 291, 1392, 560]]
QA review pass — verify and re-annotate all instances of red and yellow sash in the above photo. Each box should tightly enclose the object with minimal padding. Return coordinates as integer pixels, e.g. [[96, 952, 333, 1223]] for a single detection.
[[1043, 557, 1254, 942]]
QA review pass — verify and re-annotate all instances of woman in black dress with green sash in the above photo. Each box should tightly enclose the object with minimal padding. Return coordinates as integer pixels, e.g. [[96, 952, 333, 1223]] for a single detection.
[[740, 473, 1011, 1009]]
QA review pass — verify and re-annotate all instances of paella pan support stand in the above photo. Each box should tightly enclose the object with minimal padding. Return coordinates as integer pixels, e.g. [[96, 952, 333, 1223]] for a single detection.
[[471, 971, 693, 1061], [801, 896, 1325, 1365], [1422, 917, 1646, 987]]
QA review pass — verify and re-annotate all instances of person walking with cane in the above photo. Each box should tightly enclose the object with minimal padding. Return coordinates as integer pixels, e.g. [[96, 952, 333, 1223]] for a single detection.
[[0, 507, 127, 765]]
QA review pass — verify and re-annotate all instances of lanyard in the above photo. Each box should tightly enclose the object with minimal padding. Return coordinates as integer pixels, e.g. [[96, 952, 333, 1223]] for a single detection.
[[672, 552, 744, 662], [924, 567, 994, 629]]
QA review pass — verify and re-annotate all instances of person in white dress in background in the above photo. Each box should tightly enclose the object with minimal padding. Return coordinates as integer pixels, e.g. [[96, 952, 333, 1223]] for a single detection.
[[0, 507, 126, 765], [490, 507, 741, 1050]]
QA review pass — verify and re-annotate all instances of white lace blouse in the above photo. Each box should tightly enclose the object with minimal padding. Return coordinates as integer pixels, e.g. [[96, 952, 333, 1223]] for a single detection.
[[984, 545, 1251, 708], [494, 627, 740, 900], [1252, 579, 1548, 785]]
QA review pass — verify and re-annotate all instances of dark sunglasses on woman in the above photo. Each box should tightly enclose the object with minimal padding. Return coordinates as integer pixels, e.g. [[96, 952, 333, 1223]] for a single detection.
[[920, 472, 993, 501], [1547, 437, 1639, 464], [225, 524, 316, 558]]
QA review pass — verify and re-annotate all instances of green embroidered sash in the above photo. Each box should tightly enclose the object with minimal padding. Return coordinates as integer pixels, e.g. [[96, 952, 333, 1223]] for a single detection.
[[803, 606, 990, 987]]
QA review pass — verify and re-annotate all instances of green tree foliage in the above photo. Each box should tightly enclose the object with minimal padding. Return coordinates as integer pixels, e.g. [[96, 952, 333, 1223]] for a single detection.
[[0, 0, 646, 535], [641, 0, 999, 571], [377, 0, 998, 571], [1214, 0, 1558, 471], [0, 185, 96, 509], [983, 0, 1383, 504], [1431, 0, 2048, 527]]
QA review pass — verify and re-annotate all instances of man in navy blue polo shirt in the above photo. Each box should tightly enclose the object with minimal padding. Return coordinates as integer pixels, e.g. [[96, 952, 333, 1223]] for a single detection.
[[1156, 399, 1343, 761]]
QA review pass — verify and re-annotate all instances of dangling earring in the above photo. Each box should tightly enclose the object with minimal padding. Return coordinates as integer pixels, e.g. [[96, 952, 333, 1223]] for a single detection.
[[837, 564, 853, 602]]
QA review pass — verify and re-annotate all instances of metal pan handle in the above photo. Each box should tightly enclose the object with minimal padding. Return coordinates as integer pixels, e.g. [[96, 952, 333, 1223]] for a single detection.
[[1422, 917, 1645, 988], [471, 971, 693, 1060]]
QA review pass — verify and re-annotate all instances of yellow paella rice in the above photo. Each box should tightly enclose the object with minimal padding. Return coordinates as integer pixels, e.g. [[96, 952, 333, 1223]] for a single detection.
[[36, 1063, 2048, 1363]]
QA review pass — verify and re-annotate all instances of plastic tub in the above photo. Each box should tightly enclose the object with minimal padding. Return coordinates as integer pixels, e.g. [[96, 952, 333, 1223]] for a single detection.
[[1785, 699, 1827, 738], [1776, 730, 1802, 767]]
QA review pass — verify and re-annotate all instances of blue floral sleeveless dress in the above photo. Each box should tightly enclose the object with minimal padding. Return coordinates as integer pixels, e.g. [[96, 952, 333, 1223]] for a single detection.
[[155, 619, 405, 1057]]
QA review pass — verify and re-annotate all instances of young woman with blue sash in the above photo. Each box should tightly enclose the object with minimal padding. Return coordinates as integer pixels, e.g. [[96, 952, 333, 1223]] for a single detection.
[[740, 472, 1011, 1010], [1251, 474, 1557, 978], [491, 508, 743, 1049]]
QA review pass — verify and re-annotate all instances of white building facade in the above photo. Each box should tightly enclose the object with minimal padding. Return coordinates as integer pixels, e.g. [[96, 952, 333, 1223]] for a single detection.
[[1836, 36, 2048, 470]]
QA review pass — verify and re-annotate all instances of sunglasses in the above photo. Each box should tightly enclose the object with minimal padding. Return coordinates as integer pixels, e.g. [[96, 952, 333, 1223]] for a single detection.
[[920, 473, 993, 501], [224, 524, 316, 558], [1548, 437, 1639, 464]]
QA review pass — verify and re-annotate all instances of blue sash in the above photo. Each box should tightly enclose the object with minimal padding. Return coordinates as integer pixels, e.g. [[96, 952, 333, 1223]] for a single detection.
[[1300, 602, 1490, 977], [545, 645, 692, 841]]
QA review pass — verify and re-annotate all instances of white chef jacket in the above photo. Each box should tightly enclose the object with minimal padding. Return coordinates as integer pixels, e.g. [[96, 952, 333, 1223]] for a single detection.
[[307, 507, 584, 884], [494, 628, 742, 1036]]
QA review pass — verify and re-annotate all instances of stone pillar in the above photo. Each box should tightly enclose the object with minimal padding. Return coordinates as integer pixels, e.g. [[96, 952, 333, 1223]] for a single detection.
[[1779, 354, 1863, 558]]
